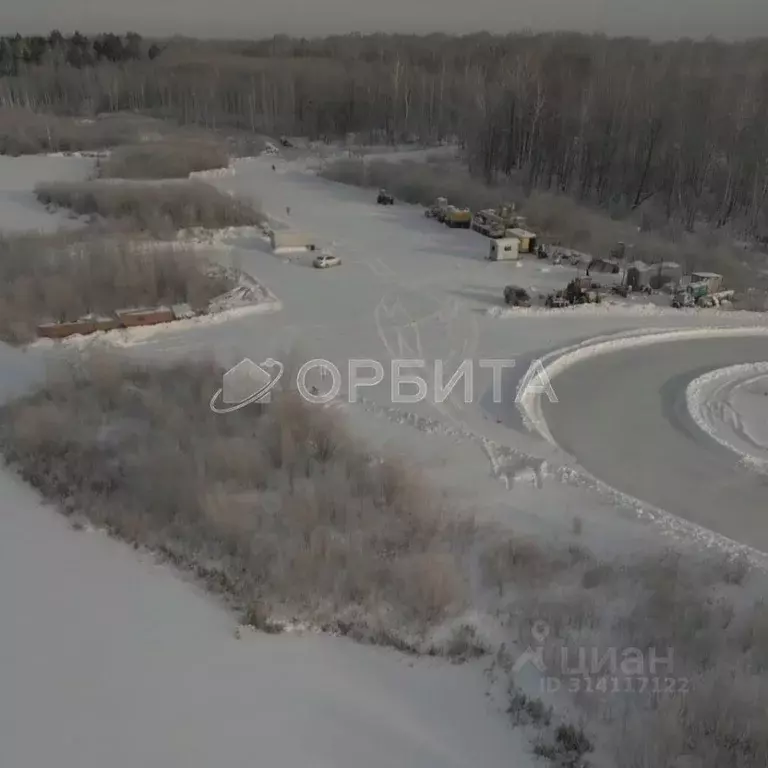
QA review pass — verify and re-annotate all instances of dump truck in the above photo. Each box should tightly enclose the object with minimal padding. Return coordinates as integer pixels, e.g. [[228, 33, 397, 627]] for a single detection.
[[443, 205, 472, 228]]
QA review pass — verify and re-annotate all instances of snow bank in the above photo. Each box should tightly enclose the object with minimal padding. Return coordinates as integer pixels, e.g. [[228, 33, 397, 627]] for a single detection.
[[44, 150, 111, 158], [687, 362, 768, 473], [519, 326, 768, 443], [188, 163, 236, 180], [488, 301, 768, 320], [515, 326, 768, 567]]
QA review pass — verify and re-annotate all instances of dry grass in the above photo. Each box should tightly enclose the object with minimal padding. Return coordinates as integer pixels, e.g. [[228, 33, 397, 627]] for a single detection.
[[98, 139, 230, 179], [35, 179, 264, 235], [481, 534, 768, 768], [0, 357, 472, 644], [0, 108, 163, 155], [321, 157, 763, 292], [0, 233, 234, 343]]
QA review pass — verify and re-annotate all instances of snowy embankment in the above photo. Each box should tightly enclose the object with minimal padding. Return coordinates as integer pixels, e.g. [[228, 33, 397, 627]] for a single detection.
[[687, 362, 768, 473]]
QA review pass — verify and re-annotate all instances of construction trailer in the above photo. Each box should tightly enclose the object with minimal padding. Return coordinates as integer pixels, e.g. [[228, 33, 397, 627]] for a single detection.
[[505, 228, 537, 253], [269, 230, 318, 253], [488, 237, 521, 261]]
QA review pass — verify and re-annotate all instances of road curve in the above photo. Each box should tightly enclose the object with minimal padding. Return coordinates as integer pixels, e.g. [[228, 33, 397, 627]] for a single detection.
[[542, 337, 768, 552]]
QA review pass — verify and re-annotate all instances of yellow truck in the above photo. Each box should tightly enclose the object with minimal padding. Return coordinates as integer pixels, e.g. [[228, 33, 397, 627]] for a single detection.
[[443, 205, 472, 228]]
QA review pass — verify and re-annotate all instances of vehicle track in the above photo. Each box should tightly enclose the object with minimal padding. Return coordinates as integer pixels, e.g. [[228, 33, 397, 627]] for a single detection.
[[542, 336, 768, 551]]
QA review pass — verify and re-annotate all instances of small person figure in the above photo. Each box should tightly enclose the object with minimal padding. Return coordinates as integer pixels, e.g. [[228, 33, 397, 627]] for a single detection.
[[272, 164, 276, 171], [286, 206, 291, 216]]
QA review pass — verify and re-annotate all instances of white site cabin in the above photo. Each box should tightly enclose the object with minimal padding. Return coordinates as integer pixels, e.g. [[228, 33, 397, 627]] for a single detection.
[[487, 237, 521, 261], [269, 229, 318, 254]]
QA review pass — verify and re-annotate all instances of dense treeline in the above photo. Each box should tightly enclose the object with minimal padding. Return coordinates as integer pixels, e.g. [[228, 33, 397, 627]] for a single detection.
[[2, 32, 768, 236], [0, 31, 159, 74]]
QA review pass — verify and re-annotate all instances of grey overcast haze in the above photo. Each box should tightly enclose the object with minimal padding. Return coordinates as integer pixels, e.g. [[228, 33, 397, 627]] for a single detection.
[[1, 0, 767, 40]]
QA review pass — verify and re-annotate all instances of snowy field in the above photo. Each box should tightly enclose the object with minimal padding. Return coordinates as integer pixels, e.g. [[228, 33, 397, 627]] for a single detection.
[[0, 154, 92, 232], [0, 472, 533, 768], [3, 149, 768, 766]]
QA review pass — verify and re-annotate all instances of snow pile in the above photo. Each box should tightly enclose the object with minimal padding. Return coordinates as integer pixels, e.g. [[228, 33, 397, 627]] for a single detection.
[[175, 224, 269, 250], [188, 163, 236, 180], [44, 150, 111, 158], [687, 362, 768, 473]]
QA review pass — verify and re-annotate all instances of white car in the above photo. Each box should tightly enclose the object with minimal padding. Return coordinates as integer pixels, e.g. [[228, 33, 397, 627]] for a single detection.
[[313, 254, 341, 269]]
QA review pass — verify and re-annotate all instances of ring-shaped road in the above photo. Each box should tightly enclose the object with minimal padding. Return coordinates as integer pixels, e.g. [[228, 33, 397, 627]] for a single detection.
[[542, 336, 768, 552]]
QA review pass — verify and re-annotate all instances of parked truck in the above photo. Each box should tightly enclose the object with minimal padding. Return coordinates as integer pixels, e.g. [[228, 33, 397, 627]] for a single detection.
[[443, 205, 472, 228]]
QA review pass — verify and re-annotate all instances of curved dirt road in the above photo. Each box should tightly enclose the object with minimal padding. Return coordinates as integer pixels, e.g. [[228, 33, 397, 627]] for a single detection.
[[542, 337, 768, 551]]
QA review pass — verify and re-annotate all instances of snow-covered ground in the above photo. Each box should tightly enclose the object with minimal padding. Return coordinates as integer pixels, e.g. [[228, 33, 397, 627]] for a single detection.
[[4, 149, 768, 766], [29, 151, 768, 549], [0, 151, 542, 768], [0, 155, 92, 233], [0, 471, 534, 768], [687, 362, 768, 472]]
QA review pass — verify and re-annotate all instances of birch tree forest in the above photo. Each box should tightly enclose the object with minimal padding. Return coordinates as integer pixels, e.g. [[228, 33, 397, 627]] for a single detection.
[[3, 31, 768, 236]]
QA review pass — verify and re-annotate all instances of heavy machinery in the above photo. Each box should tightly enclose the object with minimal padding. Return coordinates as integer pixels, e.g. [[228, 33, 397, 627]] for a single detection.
[[545, 277, 601, 307], [443, 205, 472, 228], [566, 276, 601, 304], [377, 189, 395, 205], [471, 203, 525, 238], [672, 279, 718, 308], [425, 197, 449, 220]]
